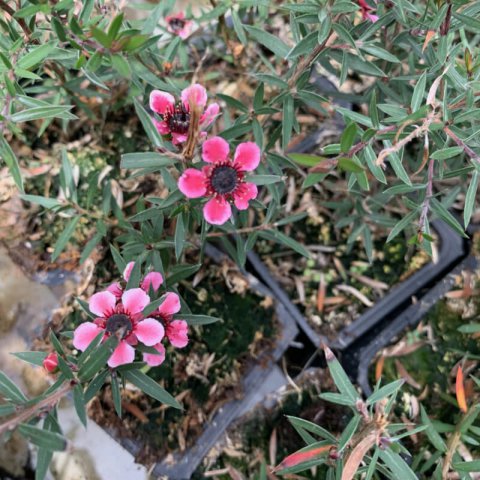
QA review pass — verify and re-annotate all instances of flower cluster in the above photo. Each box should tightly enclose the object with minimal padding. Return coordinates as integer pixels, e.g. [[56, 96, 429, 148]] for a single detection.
[[72, 263, 189, 368]]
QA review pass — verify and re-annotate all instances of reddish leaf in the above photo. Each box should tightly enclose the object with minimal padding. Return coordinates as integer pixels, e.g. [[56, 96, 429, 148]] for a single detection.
[[456, 366, 468, 413]]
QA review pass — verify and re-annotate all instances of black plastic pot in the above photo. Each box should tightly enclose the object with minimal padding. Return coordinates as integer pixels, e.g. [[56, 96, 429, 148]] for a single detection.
[[248, 219, 465, 353], [98, 245, 298, 480], [353, 253, 477, 396]]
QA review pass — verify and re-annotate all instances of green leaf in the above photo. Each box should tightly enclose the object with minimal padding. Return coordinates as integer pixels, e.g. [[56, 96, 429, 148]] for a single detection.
[[78, 335, 119, 382], [430, 198, 468, 238], [324, 347, 359, 404], [338, 415, 361, 452], [378, 448, 418, 480], [20, 194, 62, 209], [120, 152, 176, 169], [73, 385, 87, 427], [0, 371, 27, 403], [19, 424, 67, 451], [134, 98, 164, 148], [110, 244, 126, 273], [340, 123, 357, 153], [453, 459, 480, 472], [261, 230, 311, 258], [283, 95, 294, 150], [111, 54, 131, 78], [122, 370, 182, 409], [288, 153, 326, 167], [248, 174, 283, 185], [287, 31, 318, 59], [286, 416, 337, 443], [166, 263, 201, 285], [243, 25, 290, 58], [431, 147, 464, 161], [464, 170, 478, 228], [338, 157, 364, 173], [52, 216, 80, 261], [17, 44, 54, 70], [367, 379, 404, 405], [12, 352, 47, 367], [361, 45, 400, 63], [420, 405, 447, 452], [174, 213, 185, 260], [231, 8, 247, 45], [387, 208, 418, 242], [107, 13, 124, 40], [319, 392, 357, 406], [11, 106, 75, 123], [0, 136, 24, 192], [176, 314, 221, 325], [111, 374, 122, 417], [411, 72, 427, 112], [91, 27, 112, 48]]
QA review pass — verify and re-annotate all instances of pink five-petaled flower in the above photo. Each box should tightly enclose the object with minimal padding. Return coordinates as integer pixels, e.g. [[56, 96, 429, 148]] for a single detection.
[[43, 352, 59, 373], [143, 292, 189, 367], [149, 84, 219, 146], [73, 289, 165, 368], [178, 136, 260, 225], [165, 12, 192, 39], [358, 0, 379, 22]]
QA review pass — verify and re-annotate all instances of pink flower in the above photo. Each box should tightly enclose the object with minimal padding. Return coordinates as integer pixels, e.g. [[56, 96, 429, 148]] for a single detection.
[[107, 262, 163, 298], [149, 84, 220, 145], [73, 289, 165, 368], [165, 12, 192, 39], [178, 136, 260, 225], [142, 292, 189, 366], [156, 293, 189, 348], [358, 0, 379, 22], [43, 352, 59, 373]]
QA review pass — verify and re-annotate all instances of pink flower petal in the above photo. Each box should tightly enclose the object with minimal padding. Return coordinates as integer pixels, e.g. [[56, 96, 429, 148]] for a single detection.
[[122, 288, 150, 314], [158, 292, 181, 316], [135, 318, 165, 346], [143, 343, 166, 367], [123, 261, 134, 281], [171, 132, 188, 145], [233, 182, 258, 210], [200, 103, 220, 128], [178, 168, 207, 198], [366, 12, 379, 22], [166, 320, 189, 348], [73, 322, 104, 351], [107, 341, 135, 368], [106, 282, 123, 298], [181, 83, 207, 109], [89, 291, 116, 317], [149, 90, 175, 115], [178, 23, 192, 39], [203, 196, 232, 225], [153, 118, 171, 135], [233, 142, 261, 171], [202, 136, 230, 164], [141, 272, 163, 292]]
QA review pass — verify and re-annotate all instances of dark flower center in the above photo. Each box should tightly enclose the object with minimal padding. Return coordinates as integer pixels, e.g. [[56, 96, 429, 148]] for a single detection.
[[106, 314, 132, 339], [211, 165, 238, 194], [166, 103, 190, 134], [169, 18, 186, 32]]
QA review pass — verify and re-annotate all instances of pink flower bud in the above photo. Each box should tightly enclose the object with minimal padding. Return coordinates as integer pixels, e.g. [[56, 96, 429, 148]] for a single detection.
[[43, 352, 59, 373]]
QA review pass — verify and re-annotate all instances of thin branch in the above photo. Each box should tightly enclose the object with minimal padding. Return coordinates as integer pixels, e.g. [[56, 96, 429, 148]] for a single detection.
[[418, 154, 434, 236], [444, 126, 480, 164], [376, 110, 440, 167], [0, 0, 32, 39], [0, 380, 75, 436], [288, 30, 338, 90]]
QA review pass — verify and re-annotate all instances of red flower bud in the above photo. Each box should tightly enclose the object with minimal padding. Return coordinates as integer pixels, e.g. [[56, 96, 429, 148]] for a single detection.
[[43, 352, 59, 373]]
